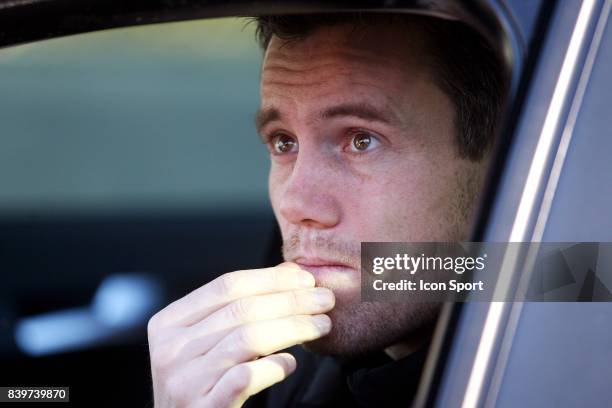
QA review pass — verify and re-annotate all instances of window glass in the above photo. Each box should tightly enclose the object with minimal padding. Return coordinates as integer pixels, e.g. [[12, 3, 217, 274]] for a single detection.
[[0, 18, 268, 217], [496, 12, 612, 408], [542, 12, 612, 241]]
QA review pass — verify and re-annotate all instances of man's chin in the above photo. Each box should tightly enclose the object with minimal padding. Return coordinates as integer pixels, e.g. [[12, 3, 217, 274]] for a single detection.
[[300, 302, 390, 359], [301, 323, 365, 360], [301, 300, 441, 360]]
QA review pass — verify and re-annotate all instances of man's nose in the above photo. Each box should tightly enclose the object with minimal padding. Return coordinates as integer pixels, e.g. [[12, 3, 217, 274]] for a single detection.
[[277, 150, 341, 229]]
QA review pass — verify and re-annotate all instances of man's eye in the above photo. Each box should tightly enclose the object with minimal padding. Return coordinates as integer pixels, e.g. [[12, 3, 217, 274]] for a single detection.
[[271, 134, 298, 154], [348, 131, 380, 153]]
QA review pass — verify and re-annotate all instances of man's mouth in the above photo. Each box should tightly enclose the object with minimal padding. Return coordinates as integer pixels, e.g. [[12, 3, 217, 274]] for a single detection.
[[293, 257, 358, 287], [294, 257, 353, 268]]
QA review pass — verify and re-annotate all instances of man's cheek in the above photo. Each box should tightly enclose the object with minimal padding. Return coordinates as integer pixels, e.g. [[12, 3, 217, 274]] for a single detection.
[[369, 186, 427, 241], [268, 169, 285, 212]]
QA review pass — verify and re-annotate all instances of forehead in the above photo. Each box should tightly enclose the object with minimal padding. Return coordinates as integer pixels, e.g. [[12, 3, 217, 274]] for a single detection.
[[263, 20, 429, 65], [260, 21, 433, 104]]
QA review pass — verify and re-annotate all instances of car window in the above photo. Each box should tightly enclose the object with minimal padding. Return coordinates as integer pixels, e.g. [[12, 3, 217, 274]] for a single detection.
[[0, 17, 268, 218], [0, 19, 276, 404], [493, 9, 612, 407]]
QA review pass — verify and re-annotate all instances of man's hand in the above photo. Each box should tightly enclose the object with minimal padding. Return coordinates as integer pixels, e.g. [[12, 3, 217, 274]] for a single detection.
[[147, 263, 335, 407]]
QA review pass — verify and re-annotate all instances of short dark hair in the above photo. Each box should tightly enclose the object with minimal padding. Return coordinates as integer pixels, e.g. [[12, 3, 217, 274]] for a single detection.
[[253, 13, 507, 161]]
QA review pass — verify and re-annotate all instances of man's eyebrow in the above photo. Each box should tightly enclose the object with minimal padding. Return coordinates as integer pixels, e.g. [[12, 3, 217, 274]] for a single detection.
[[319, 102, 399, 126], [255, 107, 281, 140], [254, 102, 400, 140]]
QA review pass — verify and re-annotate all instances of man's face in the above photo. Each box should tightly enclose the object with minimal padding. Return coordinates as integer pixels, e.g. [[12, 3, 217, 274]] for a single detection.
[[258, 21, 487, 356]]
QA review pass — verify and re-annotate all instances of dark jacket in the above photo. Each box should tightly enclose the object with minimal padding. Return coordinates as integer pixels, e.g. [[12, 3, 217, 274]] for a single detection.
[[244, 344, 429, 407]]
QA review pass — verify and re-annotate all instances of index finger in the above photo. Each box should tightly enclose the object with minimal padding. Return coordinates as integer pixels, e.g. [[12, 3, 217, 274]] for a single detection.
[[154, 263, 315, 328]]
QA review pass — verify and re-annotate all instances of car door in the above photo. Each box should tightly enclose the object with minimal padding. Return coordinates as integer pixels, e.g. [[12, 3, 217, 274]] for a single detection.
[[419, 1, 612, 407]]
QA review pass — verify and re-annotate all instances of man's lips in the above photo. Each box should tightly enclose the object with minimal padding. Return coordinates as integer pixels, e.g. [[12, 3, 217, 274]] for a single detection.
[[293, 258, 357, 282], [293, 259, 358, 295], [293, 257, 352, 269]]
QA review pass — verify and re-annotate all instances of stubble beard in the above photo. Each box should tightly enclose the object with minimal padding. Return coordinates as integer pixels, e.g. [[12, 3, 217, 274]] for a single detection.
[[282, 233, 441, 359], [302, 295, 441, 359], [282, 163, 484, 359]]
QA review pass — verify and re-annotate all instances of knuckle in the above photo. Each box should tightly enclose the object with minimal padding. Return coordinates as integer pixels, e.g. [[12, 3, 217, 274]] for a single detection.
[[225, 366, 250, 398], [150, 346, 171, 375], [217, 272, 242, 298], [165, 374, 188, 405], [267, 268, 282, 287], [150, 336, 183, 375], [148, 307, 174, 336], [233, 325, 259, 352], [228, 298, 252, 322], [265, 268, 286, 293], [285, 290, 300, 312], [293, 315, 316, 332]]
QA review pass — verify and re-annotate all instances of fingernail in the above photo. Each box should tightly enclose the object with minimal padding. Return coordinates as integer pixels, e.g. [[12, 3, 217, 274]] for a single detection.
[[312, 315, 332, 333], [298, 271, 315, 288], [313, 288, 334, 307]]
